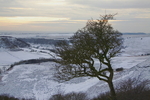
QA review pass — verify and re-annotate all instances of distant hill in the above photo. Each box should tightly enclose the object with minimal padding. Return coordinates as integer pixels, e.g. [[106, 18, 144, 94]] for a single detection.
[[123, 33, 146, 35], [0, 36, 30, 50]]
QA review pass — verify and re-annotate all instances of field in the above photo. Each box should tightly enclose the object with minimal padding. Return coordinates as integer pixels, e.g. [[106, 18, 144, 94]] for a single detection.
[[0, 33, 150, 100]]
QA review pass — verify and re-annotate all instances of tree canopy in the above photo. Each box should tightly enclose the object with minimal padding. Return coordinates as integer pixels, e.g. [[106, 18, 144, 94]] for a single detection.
[[55, 14, 123, 100]]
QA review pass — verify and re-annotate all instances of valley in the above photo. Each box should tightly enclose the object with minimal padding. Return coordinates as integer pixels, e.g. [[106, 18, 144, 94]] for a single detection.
[[0, 34, 150, 100]]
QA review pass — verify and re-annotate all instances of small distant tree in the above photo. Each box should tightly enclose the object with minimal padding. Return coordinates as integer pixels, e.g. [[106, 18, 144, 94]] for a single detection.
[[55, 14, 123, 100]]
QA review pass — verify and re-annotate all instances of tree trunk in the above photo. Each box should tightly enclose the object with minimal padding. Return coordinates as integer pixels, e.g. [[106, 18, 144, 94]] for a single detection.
[[108, 81, 117, 100]]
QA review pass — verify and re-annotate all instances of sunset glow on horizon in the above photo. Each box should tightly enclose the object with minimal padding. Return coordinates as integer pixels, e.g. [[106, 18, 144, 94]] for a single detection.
[[0, 0, 150, 33]]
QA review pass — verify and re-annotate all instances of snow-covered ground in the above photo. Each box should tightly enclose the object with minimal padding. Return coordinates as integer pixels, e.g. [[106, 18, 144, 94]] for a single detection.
[[0, 49, 50, 65], [0, 48, 53, 73], [0, 34, 150, 100]]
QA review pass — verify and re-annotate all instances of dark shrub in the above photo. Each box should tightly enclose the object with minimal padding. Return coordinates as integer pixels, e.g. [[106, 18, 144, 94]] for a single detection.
[[64, 92, 88, 100], [0, 94, 19, 100], [0, 69, 2, 74], [49, 94, 65, 100], [92, 77, 150, 100], [0, 94, 35, 100], [92, 92, 110, 100], [116, 68, 124, 72], [116, 77, 150, 100], [49, 92, 88, 100]]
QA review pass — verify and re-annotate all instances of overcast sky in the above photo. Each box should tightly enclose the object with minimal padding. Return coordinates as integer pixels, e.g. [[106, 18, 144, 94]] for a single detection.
[[0, 0, 150, 33]]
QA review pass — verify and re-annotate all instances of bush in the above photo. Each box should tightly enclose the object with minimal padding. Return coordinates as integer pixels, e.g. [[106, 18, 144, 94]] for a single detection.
[[0, 69, 2, 74], [92, 92, 110, 100], [116, 68, 124, 72], [0, 94, 19, 100], [116, 77, 150, 100], [49, 92, 89, 100], [0, 94, 35, 100], [7, 58, 55, 71], [49, 94, 65, 100], [92, 77, 150, 100], [64, 92, 88, 100]]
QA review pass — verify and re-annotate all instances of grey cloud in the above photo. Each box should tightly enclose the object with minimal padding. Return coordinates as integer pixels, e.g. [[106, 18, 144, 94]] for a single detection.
[[66, 0, 150, 9], [0, 0, 150, 33], [0, 0, 22, 7], [0, 0, 98, 20]]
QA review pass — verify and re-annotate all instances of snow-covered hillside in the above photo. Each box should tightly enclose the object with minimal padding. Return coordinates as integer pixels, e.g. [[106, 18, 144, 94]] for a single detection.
[[0, 36, 30, 50], [0, 35, 150, 100], [0, 36, 55, 71], [122, 35, 150, 56], [0, 59, 150, 99], [0, 50, 51, 65]]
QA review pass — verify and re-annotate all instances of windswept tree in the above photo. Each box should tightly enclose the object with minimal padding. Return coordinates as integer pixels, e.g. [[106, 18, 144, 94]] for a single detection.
[[55, 14, 123, 100]]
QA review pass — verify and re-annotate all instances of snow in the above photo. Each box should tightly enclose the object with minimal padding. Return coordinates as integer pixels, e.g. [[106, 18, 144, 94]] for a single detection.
[[0, 49, 50, 65], [0, 62, 100, 99], [64, 77, 99, 93], [112, 56, 149, 69], [122, 36, 150, 56], [0, 34, 150, 99]]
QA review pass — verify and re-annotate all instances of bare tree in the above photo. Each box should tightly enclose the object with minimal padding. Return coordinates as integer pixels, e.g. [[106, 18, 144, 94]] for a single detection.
[[55, 14, 123, 100]]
